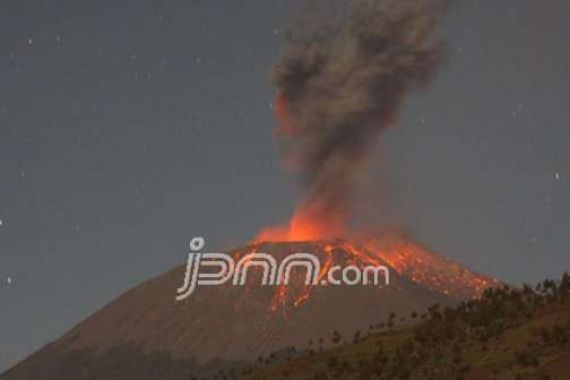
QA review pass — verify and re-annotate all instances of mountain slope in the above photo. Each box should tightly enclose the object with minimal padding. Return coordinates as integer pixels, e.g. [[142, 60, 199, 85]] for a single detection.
[[0, 239, 498, 380], [244, 275, 570, 380]]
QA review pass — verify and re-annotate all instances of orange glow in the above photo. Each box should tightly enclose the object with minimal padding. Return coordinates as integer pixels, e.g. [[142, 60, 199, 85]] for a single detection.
[[248, 92, 500, 315], [273, 91, 294, 136], [246, 233, 500, 315], [254, 206, 345, 242]]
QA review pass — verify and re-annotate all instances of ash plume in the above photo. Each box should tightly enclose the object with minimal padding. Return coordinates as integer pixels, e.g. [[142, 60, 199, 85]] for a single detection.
[[273, 0, 449, 231]]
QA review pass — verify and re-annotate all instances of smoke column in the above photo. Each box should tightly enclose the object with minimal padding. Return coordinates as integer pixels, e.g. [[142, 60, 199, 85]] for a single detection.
[[272, 0, 449, 236]]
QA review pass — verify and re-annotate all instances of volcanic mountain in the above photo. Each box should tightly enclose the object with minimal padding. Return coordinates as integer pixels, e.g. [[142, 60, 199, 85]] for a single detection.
[[0, 236, 499, 380]]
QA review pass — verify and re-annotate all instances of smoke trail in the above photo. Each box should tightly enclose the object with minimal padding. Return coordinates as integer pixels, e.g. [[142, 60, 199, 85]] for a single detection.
[[273, 0, 449, 232]]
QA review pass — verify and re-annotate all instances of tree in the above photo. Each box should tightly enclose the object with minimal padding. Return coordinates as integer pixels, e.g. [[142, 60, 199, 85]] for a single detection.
[[332, 330, 342, 344], [327, 355, 338, 369]]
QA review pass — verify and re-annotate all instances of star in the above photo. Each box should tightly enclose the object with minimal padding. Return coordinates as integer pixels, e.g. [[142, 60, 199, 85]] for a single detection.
[[554, 172, 561, 181]]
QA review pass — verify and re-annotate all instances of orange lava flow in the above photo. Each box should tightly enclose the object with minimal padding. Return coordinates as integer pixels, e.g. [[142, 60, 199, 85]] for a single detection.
[[252, 217, 499, 314], [362, 238, 500, 298]]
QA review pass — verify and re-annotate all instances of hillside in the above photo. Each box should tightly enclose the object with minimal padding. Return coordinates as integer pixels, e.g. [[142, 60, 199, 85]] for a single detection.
[[0, 238, 495, 380], [243, 274, 570, 380]]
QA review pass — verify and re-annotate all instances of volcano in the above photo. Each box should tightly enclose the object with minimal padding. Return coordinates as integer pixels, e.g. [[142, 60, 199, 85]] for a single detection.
[[1, 235, 499, 380]]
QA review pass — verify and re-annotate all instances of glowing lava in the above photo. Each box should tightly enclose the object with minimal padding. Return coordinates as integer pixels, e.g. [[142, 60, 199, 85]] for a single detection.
[[251, 215, 499, 315], [254, 206, 345, 242]]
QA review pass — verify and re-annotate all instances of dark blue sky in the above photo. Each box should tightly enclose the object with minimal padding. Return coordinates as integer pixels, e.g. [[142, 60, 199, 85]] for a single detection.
[[0, 0, 568, 371]]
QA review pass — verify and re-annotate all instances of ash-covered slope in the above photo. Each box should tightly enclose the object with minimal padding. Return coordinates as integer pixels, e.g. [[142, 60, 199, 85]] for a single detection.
[[1, 240, 498, 380]]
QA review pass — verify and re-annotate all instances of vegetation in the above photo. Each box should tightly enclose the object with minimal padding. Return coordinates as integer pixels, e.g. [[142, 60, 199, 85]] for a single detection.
[[242, 274, 570, 380]]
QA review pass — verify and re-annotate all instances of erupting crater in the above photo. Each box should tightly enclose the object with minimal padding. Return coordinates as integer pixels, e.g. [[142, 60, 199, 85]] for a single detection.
[[241, 235, 499, 315]]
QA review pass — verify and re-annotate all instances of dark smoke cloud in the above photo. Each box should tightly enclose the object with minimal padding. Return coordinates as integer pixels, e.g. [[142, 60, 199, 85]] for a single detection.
[[273, 0, 449, 230]]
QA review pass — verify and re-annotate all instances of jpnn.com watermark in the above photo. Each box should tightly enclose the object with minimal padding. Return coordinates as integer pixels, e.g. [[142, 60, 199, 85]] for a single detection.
[[176, 237, 390, 301]]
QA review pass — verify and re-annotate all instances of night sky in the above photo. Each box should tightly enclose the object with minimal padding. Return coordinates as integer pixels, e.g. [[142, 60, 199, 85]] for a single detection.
[[0, 0, 568, 371]]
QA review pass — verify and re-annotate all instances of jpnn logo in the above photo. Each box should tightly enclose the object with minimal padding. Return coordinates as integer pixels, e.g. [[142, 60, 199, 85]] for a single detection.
[[176, 237, 390, 301]]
